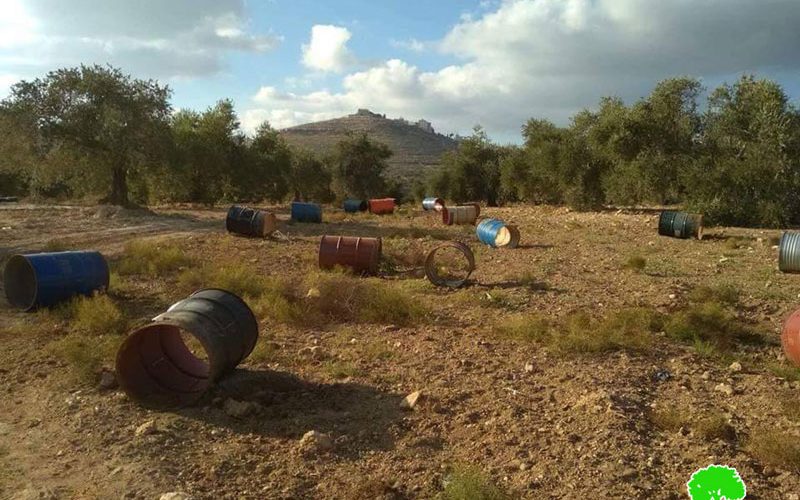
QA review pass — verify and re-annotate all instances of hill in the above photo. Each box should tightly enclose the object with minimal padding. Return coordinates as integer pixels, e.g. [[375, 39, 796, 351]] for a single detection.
[[279, 109, 459, 185]]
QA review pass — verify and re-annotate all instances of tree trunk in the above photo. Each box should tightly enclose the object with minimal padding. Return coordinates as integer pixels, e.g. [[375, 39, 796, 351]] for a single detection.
[[104, 165, 130, 207]]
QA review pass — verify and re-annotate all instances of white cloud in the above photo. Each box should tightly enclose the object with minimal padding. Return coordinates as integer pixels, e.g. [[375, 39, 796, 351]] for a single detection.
[[0, 0, 280, 80], [302, 25, 354, 73], [390, 38, 426, 53], [246, 0, 800, 140]]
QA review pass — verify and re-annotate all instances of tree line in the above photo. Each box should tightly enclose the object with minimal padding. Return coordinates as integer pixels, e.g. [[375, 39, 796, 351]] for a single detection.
[[0, 65, 396, 207], [2, 65, 799, 228], [423, 75, 800, 227]]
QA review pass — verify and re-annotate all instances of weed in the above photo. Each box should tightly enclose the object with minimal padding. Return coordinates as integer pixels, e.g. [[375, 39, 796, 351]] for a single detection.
[[47, 333, 123, 384], [69, 293, 127, 336], [519, 271, 550, 291], [768, 362, 800, 382], [179, 263, 274, 298], [688, 284, 739, 307], [248, 338, 277, 364], [495, 314, 552, 343], [441, 465, 508, 500], [782, 399, 800, 422], [361, 340, 393, 361], [551, 308, 662, 354], [649, 407, 691, 432], [665, 302, 763, 354], [623, 254, 647, 272], [696, 413, 736, 441], [323, 360, 358, 379], [42, 239, 72, 252], [117, 239, 192, 276], [747, 429, 800, 472]]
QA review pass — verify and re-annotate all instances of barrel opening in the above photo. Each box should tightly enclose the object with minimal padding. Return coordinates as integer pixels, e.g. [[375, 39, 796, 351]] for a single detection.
[[3, 255, 37, 310], [116, 323, 212, 407], [425, 242, 475, 288]]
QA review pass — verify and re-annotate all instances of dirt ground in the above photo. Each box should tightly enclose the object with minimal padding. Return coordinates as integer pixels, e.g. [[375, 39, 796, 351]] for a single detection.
[[1, 202, 800, 499]]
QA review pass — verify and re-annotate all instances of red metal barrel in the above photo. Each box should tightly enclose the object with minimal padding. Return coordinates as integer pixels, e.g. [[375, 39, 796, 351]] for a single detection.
[[782, 309, 800, 366], [318, 235, 382, 275], [368, 198, 395, 215]]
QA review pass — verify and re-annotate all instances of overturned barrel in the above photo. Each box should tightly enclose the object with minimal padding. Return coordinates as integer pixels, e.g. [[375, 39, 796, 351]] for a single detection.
[[291, 201, 322, 223], [782, 308, 800, 366], [226, 205, 277, 238], [477, 218, 521, 249], [319, 235, 382, 275], [779, 232, 800, 273], [658, 210, 703, 239], [368, 198, 395, 215], [422, 197, 445, 212], [443, 205, 479, 226], [425, 241, 475, 288], [115, 288, 259, 407], [4, 251, 109, 311], [343, 199, 368, 213]]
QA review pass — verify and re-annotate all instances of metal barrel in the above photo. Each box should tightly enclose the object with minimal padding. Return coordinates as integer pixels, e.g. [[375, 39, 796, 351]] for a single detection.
[[291, 201, 323, 223], [424, 241, 476, 288], [658, 210, 703, 239], [226, 205, 277, 238], [343, 199, 368, 213], [115, 288, 259, 407], [442, 205, 479, 226], [422, 197, 445, 211], [368, 198, 396, 215], [3, 251, 109, 311], [782, 308, 800, 366], [779, 232, 800, 273], [476, 218, 520, 248], [318, 235, 382, 275]]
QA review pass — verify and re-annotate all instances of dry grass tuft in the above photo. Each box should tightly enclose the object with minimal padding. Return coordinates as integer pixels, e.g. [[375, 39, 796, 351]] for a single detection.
[[696, 413, 736, 441], [117, 239, 192, 276], [323, 360, 359, 380], [47, 333, 123, 384], [649, 407, 691, 432], [441, 465, 509, 500], [623, 254, 647, 272], [664, 302, 763, 355], [688, 284, 740, 307], [69, 293, 127, 336], [747, 429, 800, 472]]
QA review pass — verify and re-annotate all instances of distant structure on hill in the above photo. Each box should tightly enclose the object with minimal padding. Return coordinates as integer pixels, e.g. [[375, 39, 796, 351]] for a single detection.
[[279, 109, 459, 184]]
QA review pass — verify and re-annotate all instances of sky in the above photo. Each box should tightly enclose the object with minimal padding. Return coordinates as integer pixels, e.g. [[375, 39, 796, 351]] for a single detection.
[[1, 0, 799, 143]]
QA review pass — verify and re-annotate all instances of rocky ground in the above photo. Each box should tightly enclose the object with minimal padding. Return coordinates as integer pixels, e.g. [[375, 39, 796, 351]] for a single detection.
[[1, 202, 800, 499]]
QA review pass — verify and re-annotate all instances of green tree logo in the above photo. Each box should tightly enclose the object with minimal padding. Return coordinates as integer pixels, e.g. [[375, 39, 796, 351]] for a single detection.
[[687, 465, 746, 500]]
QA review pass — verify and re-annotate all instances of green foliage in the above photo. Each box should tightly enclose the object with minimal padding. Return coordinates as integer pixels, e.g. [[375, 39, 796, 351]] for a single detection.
[[330, 133, 392, 199], [430, 127, 503, 205], [117, 239, 192, 276], [289, 149, 334, 202], [664, 302, 762, 354], [441, 466, 508, 500]]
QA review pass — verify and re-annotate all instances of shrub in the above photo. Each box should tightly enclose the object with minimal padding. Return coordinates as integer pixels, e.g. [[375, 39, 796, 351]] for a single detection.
[[69, 293, 127, 336], [496, 314, 552, 343], [323, 360, 359, 380], [688, 284, 739, 307], [664, 302, 763, 354], [623, 254, 647, 272], [48, 333, 123, 384], [441, 465, 508, 500], [696, 413, 736, 441], [649, 407, 691, 432], [117, 239, 192, 276], [747, 429, 800, 472]]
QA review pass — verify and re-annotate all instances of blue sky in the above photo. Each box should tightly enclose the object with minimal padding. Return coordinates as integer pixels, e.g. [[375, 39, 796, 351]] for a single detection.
[[1, 0, 799, 143]]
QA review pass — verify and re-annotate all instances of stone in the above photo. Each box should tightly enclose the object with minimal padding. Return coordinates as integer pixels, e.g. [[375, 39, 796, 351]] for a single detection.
[[714, 383, 734, 396], [306, 287, 320, 298], [524, 362, 535, 373], [160, 493, 192, 500], [135, 420, 157, 437], [701, 371, 711, 380], [224, 399, 260, 418], [401, 391, 422, 410], [98, 370, 117, 390], [729, 361, 743, 373], [299, 430, 333, 454]]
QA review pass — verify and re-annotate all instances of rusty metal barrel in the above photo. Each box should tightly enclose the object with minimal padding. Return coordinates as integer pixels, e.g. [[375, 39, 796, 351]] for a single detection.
[[782, 308, 800, 366], [368, 198, 396, 215], [318, 235, 382, 275], [115, 288, 259, 407], [477, 218, 520, 248], [343, 199, 368, 213], [4, 251, 109, 311], [424, 241, 475, 288], [422, 197, 445, 211], [291, 201, 322, 223], [779, 232, 800, 273], [443, 205, 479, 226], [658, 210, 703, 239], [226, 205, 277, 238]]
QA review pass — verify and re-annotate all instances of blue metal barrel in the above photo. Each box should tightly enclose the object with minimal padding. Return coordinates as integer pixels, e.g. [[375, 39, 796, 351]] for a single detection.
[[476, 218, 521, 248], [422, 197, 445, 211], [343, 199, 368, 213], [291, 201, 322, 223], [4, 251, 110, 311]]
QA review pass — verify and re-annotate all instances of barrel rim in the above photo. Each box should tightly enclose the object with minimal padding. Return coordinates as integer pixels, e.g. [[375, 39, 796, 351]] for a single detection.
[[424, 241, 475, 288], [3, 254, 38, 311]]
